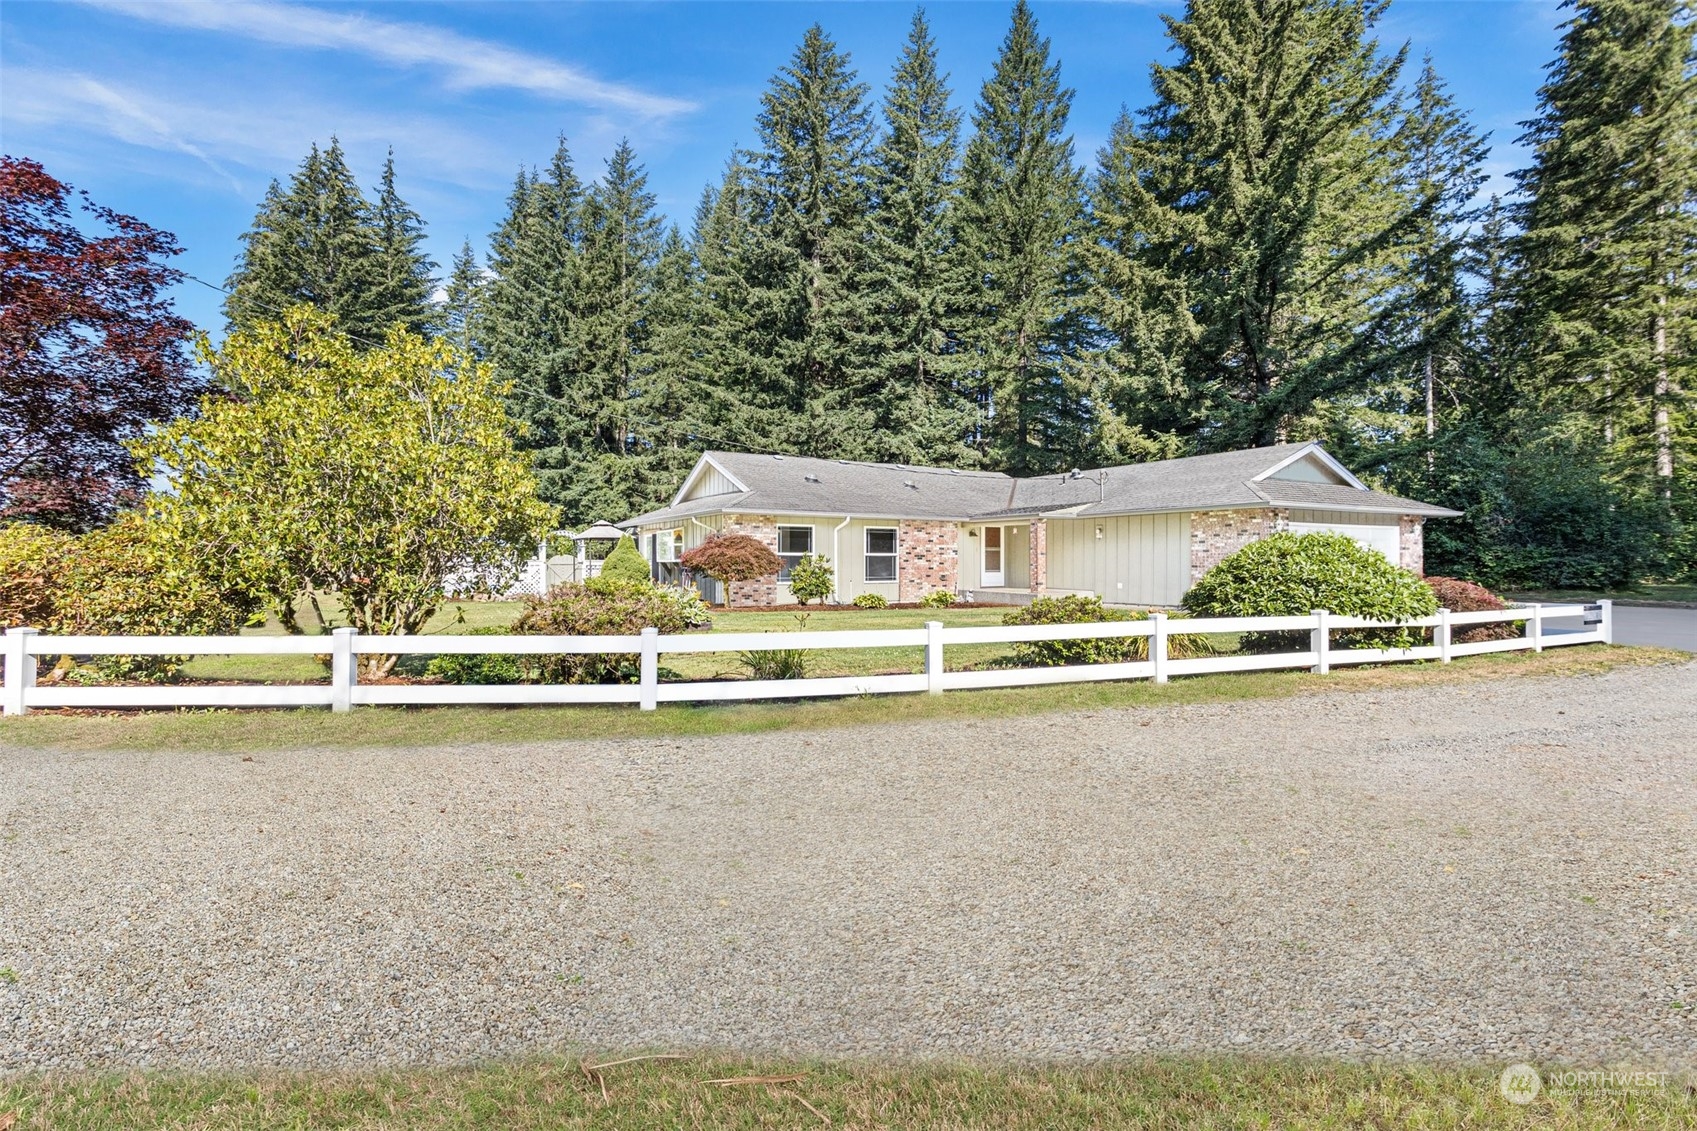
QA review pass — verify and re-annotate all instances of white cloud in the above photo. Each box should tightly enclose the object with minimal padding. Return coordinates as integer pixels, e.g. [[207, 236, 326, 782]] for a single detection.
[[2, 65, 521, 194], [79, 0, 696, 118]]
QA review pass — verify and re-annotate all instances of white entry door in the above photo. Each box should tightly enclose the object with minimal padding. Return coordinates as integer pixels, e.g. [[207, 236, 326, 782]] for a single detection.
[[982, 526, 1004, 586]]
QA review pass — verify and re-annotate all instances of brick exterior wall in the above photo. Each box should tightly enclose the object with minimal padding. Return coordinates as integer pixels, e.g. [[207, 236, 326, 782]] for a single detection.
[[896, 520, 959, 603], [1189, 508, 1289, 583], [722, 514, 780, 607], [1029, 519, 1048, 594], [1399, 516, 1424, 576]]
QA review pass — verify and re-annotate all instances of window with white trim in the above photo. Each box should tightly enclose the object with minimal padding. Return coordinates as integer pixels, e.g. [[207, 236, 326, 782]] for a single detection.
[[655, 528, 683, 562], [777, 525, 813, 580], [864, 527, 897, 582]]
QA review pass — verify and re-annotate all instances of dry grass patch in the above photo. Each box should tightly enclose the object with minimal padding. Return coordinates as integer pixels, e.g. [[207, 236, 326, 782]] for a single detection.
[[2, 1055, 1692, 1129], [0, 645, 1683, 756]]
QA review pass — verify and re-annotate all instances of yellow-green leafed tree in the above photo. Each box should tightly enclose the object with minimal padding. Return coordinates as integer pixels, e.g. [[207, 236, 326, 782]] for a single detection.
[[138, 306, 555, 675]]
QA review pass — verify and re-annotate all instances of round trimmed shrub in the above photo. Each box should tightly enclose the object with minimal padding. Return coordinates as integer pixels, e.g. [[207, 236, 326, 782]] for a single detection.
[[1184, 532, 1437, 651], [1425, 576, 1521, 643], [919, 589, 957, 608], [852, 593, 888, 609], [787, 554, 834, 604], [597, 535, 653, 587]]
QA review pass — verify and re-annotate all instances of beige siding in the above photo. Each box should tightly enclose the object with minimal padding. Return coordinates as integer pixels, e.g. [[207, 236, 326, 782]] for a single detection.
[[1286, 508, 1397, 526], [1005, 524, 1030, 588], [681, 461, 742, 502], [1045, 513, 1190, 606], [957, 528, 983, 589], [1266, 454, 1348, 484]]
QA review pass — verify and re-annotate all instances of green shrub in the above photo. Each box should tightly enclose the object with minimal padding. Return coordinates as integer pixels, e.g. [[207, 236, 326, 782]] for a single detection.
[[598, 535, 653, 587], [23, 516, 256, 682], [656, 585, 714, 630], [739, 647, 808, 680], [425, 626, 527, 684], [919, 589, 957, 608], [1184, 532, 1437, 652], [1425, 576, 1522, 644], [852, 593, 888, 609], [0, 523, 74, 629], [787, 554, 834, 604], [514, 577, 702, 684], [1002, 595, 1217, 666]]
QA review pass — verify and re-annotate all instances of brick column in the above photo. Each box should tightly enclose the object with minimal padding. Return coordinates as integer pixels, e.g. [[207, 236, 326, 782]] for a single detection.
[[1399, 516, 1424, 575], [1028, 519, 1047, 595], [722, 514, 779, 606], [896, 520, 959, 603]]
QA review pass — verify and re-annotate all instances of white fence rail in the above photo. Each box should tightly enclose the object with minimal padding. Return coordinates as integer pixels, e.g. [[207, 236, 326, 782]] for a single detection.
[[1, 602, 1611, 716]]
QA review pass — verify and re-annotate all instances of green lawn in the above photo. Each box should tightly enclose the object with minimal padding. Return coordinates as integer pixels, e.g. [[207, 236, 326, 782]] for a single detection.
[[4, 645, 1679, 755], [2, 1054, 1689, 1129], [1507, 583, 1697, 607], [172, 604, 1025, 684]]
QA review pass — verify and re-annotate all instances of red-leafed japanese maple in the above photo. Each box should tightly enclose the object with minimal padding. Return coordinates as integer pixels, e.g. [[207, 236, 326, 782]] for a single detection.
[[1, 156, 204, 529], [679, 533, 781, 585]]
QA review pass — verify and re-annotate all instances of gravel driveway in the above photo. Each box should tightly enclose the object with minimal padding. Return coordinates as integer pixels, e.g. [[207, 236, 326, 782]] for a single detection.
[[2, 662, 1693, 1072]]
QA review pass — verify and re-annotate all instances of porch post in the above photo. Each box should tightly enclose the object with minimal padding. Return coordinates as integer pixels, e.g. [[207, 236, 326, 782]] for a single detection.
[[1029, 519, 1047, 596]]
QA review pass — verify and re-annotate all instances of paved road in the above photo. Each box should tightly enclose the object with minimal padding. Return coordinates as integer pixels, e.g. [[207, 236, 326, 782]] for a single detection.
[[3, 663, 1693, 1073], [1543, 604, 1697, 651]]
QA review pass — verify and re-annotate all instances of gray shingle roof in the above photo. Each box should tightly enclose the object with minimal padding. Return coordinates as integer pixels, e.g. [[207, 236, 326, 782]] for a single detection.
[[619, 442, 1459, 527]]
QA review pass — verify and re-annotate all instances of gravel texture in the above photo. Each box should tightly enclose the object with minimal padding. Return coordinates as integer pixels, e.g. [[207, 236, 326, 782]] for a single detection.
[[1, 662, 1693, 1072]]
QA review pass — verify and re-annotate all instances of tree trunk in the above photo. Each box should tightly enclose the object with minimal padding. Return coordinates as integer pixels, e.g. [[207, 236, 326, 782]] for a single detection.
[[1654, 299, 1672, 498], [1424, 348, 1435, 475]]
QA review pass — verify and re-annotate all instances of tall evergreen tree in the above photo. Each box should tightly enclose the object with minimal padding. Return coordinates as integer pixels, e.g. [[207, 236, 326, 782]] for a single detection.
[[1513, 0, 1695, 505], [226, 139, 398, 342], [853, 9, 982, 466], [1393, 58, 1491, 466], [957, 0, 1092, 475], [1089, 0, 1414, 452], [439, 238, 484, 367], [483, 139, 587, 516], [737, 24, 880, 457], [635, 226, 711, 502], [371, 149, 437, 336]]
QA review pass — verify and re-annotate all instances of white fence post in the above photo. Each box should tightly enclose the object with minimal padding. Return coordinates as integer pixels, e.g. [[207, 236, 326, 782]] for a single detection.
[[1599, 599, 1614, 645], [639, 627, 659, 711], [1151, 612, 1169, 684], [925, 620, 944, 695], [3, 628, 38, 717], [1530, 603, 1544, 653], [1311, 609, 1330, 675], [1437, 607, 1453, 664], [331, 627, 357, 713]]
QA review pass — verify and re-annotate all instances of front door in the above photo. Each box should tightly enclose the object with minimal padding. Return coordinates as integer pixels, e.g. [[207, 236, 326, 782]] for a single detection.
[[982, 526, 1004, 586]]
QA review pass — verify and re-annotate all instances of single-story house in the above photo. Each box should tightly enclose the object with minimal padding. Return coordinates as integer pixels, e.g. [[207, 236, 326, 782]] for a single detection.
[[618, 442, 1460, 607]]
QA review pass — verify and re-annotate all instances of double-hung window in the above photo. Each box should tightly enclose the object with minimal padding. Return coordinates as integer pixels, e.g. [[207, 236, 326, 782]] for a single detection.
[[864, 527, 897, 582], [777, 525, 813, 580]]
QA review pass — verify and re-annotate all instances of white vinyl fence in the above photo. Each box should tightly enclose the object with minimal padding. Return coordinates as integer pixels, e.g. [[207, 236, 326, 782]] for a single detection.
[[1, 602, 1611, 716]]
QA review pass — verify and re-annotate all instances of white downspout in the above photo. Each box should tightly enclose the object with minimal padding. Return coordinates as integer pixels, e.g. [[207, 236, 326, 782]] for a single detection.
[[689, 517, 716, 601], [831, 515, 852, 605]]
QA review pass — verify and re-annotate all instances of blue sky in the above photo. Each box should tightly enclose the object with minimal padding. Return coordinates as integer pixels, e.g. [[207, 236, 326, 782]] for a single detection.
[[2, 0, 1565, 335]]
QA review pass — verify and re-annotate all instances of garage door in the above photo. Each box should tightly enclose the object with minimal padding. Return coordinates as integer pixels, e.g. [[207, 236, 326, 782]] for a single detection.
[[1287, 521, 1400, 564]]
